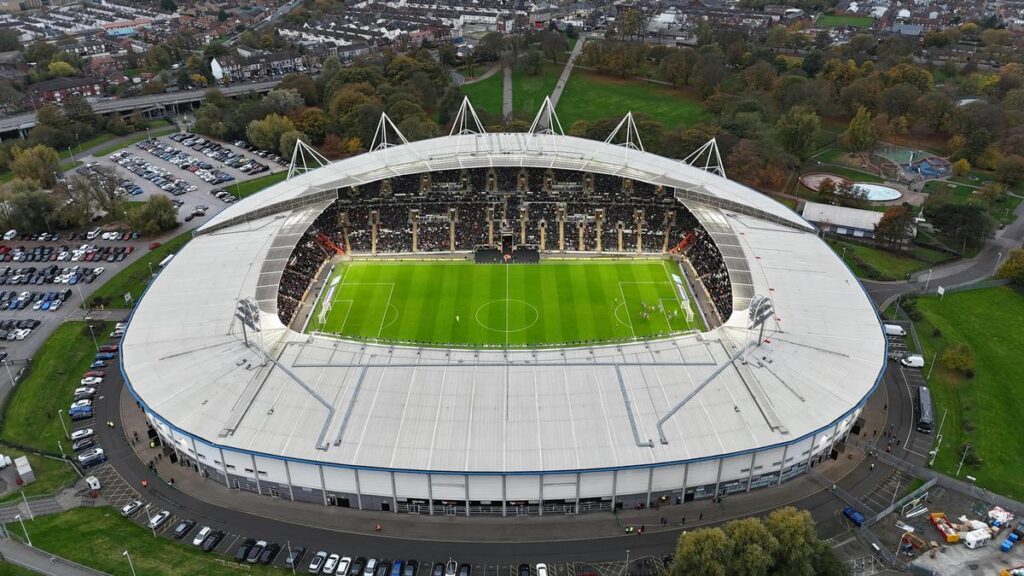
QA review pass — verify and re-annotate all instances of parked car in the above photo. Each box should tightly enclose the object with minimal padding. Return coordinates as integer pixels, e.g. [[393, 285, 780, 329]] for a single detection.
[[147, 510, 171, 530], [70, 428, 93, 441], [77, 447, 105, 467], [172, 520, 196, 539], [192, 526, 212, 546], [259, 543, 281, 565], [285, 546, 307, 569], [235, 538, 256, 562], [201, 530, 225, 552], [246, 540, 267, 564], [308, 551, 328, 573], [120, 500, 143, 516]]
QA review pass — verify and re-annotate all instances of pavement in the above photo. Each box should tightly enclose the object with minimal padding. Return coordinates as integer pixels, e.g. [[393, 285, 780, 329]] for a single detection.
[[0, 538, 106, 576], [502, 66, 512, 121], [547, 38, 586, 111]]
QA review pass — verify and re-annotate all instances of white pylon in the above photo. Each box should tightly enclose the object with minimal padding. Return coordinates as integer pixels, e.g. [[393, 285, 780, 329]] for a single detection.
[[681, 138, 726, 180], [528, 96, 565, 136], [449, 96, 487, 136], [287, 138, 330, 180]]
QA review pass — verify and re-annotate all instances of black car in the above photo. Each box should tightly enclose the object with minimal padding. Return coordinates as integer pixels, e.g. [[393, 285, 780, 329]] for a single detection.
[[71, 438, 94, 452], [258, 543, 280, 565], [172, 520, 195, 539], [201, 530, 224, 552], [432, 563, 445, 576], [234, 538, 256, 562], [518, 565, 531, 576], [284, 546, 306, 569], [350, 556, 368, 576], [404, 560, 419, 576], [246, 541, 266, 563], [376, 561, 392, 576]]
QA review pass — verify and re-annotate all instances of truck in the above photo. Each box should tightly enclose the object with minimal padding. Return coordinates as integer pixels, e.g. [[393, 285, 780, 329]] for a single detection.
[[842, 506, 865, 527], [883, 324, 907, 337]]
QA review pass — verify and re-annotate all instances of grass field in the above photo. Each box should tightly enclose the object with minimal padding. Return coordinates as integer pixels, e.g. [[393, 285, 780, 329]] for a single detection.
[[924, 180, 1022, 225], [911, 286, 1024, 499], [513, 63, 562, 119], [461, 69, 504, 120], [0, 449, 78, 504], [229, 170, 288, 198], [4, 507, 278, 576], [827, 238, 949, 281], [815, 14, 874, 28], [0, 322, 109, 455], [0, 563, 37, 576], [308, 260, 703, 347], [85, 230, 192, 308], [556, 70, 708, 130]]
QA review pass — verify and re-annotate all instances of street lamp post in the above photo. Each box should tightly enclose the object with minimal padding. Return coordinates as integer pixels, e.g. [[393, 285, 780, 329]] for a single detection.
[[956, 445, 971, 476], [57, 409, 69, 440], [287, 541, 295, 574], [14, 514, 30, 547], [143, 505, 156, 537], [2, 359, 15, 389], [923, 269, 933, 293], [57, 440, 65, 458], [123, 551, 137, 576], [994, 251, 1003, 277], [86, 323, 99, 350]]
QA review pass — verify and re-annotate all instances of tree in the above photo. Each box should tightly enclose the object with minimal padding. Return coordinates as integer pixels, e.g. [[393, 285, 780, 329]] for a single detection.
[[3, 184, 57, 233], [279, 129, 308, 158], [942, 342, 975, 373], [437, 44, 457, 68], [996, 155, 1024, 185], [127, 196, 178, 236], [802, 50, 826, 77], [540, 31, 566, 64], [62, 94, 97, 130], [670, 527, 728, 576], [693, 50, 727, 97], [840, 106, 876, 152], [279, 74, 318, 105], [924, 203, 996, 248], [775, 106, 820, 161], [881, 83, 921, 119], [246, 114, 295, 151], [476, 32, 505, 61], [977, 182, 1007, 205], [764, 507, 820, 576], [9, 145, 60, 187], [722, 517, 777, 576], [160, 0, 177, 11], [217, 8, 228, 21], [660, 49, 697, 87], [70, 165, 123, 216], [0, 29, 19, 52], [47, 61, 76, 77], [951, 158, 971, 177], [995, 248, 1024, 286], [290, 107, 329, 143], [263, 88, 305, 115], [874, 204, 917, 249]]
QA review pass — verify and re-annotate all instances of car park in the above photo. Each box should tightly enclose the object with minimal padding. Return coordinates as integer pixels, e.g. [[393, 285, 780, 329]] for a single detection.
[[192, 526, 212, 546], [364, 558, 379, 576], [120, 500, 143, 516], [77, 448, 105, 467], [285, 546, 307, 569], [376, 560, 391, 576], [147, 510, 171, 530], [403, 560, 418, 576], [350, 556, 368, 576], [71, 437, 94, 452], [308, 551, 328, 573], [172, 520, 195, 539], [235, 538, 256, 562], [323, 553, 341, 574], [201, 530, 225, 552]]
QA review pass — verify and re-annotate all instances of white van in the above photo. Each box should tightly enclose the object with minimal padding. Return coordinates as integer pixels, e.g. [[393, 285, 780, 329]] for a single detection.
[[963, 528, 991, 549], [3, 230, 16, 241], [883, 324, 907, 337], [86, 227, 102, 240], [900, 355, 925, 368]]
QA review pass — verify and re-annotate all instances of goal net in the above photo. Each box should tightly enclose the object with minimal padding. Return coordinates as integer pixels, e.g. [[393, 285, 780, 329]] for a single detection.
[[671, 273, 695, 324], [317, 276, 342, 327]]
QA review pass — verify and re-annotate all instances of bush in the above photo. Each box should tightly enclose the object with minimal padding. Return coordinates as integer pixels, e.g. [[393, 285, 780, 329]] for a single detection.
[[942, 341, 975, 373], [932, 328, 942, 338], [963, 419, 975, 432]]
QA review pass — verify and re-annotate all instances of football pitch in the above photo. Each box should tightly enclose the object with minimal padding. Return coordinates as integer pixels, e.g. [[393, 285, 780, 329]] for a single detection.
[[306, 260, 704, 347]]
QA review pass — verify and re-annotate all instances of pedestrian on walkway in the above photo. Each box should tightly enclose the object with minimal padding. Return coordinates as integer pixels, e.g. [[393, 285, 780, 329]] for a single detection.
[[374, 523, 382, 532], [681, 516, 686, 525], [870, 463, 875, 470], [699, 512, 703, 521]]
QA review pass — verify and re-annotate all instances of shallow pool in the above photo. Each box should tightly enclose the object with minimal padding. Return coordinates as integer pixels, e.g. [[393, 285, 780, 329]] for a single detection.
[[854, 183, 902, 202]]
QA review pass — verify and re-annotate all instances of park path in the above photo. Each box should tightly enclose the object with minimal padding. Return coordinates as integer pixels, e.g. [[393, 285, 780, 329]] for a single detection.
[[502, 64, 512, 121], [548, 37, 587, 110], [462, 64, 501, 86], [0, 537, 108, 576]]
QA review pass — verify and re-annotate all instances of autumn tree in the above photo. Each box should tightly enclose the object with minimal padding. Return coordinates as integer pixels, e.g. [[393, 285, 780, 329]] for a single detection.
[[9, 144, 61, 187], [942, 342, 975, 374], [951, 158, 971, 177], [840, 106, 877, 152], [874, 204, 917, 250], [995, 249, 1024, 285], [775, 105, 821, 161], [246, 114, 295, 151]]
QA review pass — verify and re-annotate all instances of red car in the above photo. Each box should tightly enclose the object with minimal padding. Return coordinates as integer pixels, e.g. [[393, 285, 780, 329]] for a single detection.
[[98, 344, 119, 353], [83, 370, 106, 378], [148, 242, 161, 250]]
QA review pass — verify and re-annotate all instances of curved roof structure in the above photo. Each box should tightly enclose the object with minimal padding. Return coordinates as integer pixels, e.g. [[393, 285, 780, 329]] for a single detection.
[[122, 132, 885, 476]]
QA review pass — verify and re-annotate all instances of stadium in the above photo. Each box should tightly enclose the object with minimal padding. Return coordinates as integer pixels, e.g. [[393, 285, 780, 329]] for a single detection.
[[120, 101, 886, 516]]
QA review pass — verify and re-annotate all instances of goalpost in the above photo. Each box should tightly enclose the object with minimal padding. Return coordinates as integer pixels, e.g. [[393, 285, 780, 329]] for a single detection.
[[317, 275, 342, 328], [670, 272, 696, 324]]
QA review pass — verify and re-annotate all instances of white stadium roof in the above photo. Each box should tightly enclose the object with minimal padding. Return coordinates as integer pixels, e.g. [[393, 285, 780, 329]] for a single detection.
[[122, 133, 885, 475]]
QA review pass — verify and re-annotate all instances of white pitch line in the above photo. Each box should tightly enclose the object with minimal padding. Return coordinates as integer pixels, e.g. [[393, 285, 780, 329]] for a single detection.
[[618, 282, 637, 339], [376, 284, 395, 339]]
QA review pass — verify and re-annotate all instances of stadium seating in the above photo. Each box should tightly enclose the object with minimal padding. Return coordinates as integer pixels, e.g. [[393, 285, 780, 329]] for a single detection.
[[277, 168, 734, 326]]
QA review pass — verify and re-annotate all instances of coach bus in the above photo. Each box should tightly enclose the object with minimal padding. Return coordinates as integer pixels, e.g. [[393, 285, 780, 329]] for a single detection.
[[916, 386, 934, 433]]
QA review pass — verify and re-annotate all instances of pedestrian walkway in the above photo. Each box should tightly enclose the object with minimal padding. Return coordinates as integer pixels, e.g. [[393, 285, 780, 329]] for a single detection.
[[0, 537, 108, 576], [463, 64, 501, 86], [502, 65, 512, 121], [548, 36, 586, 110]]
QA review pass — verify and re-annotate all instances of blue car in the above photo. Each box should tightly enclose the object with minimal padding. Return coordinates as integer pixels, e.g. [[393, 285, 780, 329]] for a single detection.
[[94, 352, 115, 360]]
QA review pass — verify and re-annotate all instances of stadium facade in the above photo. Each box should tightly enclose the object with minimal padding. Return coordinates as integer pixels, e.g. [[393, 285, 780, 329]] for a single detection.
[[121, 118, 885, 516]]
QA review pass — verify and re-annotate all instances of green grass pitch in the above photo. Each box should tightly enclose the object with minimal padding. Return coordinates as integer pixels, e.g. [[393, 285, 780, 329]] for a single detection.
[[306, 260, 704, 347]]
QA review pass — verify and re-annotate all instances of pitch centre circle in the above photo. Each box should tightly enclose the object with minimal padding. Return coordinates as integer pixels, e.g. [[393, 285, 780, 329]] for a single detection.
[[474, 299, 539, 333]]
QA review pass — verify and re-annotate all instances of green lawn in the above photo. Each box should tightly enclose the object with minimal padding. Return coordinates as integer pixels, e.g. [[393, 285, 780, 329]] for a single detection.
[[85, 230, 192, 308], [512, 63, 562, 119], [229, 170, 288, 198], [556, 70, 709, 130], [924, 180, 1021, 225], [0, 322, 109, 455], [0, 449, 79, 504], [61, 133, 118, 159], [827, 238, 948, 281], [309, 260, 704, 347], [911, 286, 1024, 499], [816, 14, 874, 28], [4, 507, 279, 576], [461, 69, 505, 120]]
